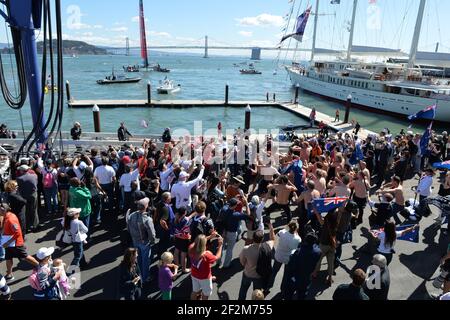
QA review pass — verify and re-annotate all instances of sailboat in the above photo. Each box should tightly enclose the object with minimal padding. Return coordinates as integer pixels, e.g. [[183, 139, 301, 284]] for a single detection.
[[284, 0, 450, 123], [139, 0, 150, 71]]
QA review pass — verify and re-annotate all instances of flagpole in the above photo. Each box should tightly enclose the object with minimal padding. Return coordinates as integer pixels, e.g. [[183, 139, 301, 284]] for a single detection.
[[310, 0, 320, 62]]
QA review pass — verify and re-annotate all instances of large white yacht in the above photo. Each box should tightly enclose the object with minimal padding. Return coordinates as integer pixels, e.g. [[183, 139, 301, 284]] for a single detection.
[[285, 0, 450, 123]]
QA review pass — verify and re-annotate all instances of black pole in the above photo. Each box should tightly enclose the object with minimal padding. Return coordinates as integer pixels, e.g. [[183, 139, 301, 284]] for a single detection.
[[225, 84, 229, 105], [93, 105, 101, 132], [65, 80, 71, 102], [245, 105, 251, 165], [147, 82, 151, 105], [344, 95, 352, 124], [294, 85, 300, 104]]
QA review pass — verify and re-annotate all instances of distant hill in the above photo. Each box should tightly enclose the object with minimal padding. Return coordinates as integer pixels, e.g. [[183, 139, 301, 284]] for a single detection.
[[36, 40, 107, 55]]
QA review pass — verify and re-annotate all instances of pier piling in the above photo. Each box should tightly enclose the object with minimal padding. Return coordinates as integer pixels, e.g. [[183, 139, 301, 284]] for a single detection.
[[294, 84, 300, 104], [66, 80, 72, 102], [93, 104, 101, 132], [225, 84, 229, 105], [147, 82, 152, 105], [344, 94, 352, 124]]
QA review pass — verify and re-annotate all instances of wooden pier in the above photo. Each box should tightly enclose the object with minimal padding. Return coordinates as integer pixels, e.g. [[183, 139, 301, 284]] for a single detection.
[[67, 98, 375, 139]]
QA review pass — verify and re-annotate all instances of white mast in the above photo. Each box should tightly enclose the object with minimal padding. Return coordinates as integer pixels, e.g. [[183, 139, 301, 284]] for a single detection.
[[346, 0, 358, 61], [310, 0, 320, 62], [406, 0, 426, 76]]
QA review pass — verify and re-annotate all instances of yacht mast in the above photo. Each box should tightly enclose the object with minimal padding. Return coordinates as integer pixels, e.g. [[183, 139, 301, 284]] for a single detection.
[[407, 0, 426, 76], [346, 0, 358, 61], [310, 0, 320, 62]]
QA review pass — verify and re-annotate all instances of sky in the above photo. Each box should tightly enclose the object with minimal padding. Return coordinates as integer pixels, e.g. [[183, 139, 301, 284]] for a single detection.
[[1, 0, 449, 58]]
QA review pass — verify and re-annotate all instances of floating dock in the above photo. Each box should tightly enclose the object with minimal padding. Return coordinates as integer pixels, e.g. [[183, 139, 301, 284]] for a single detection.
[[67, 98, 375, 140]]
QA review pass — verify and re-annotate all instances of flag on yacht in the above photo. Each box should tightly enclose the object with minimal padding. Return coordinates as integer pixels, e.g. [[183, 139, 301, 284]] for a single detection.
[[280, 6, 312, 43]]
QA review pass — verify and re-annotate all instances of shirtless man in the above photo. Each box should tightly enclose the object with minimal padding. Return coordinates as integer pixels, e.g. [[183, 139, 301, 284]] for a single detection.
[[376, 175, 405, 225], [359, 161, 371, 186], [349, 171, 370, 225], [265, 175, 297, 222], [297, 180, 321, 228], [328, 174, 351, 198]]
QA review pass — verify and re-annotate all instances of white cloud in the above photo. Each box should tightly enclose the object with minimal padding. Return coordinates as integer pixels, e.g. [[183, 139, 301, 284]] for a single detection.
[[148, 31, 172, 38], [67, 22, 91, 30], [236, 14, 284, 27], [238, 31, 253, 37], [132, 16, 148, 23], [110, 27, 128, 32], [82, 32, 94, 37], [93, 25, 103, 29]]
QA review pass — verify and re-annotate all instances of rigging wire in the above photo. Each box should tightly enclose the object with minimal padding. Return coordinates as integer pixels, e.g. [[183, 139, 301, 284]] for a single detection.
[[0, 3, 27, 109]]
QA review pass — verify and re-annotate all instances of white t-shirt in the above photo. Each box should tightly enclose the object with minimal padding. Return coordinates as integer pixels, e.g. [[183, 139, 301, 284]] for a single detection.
[[119, 169, 140, 192], [274, 229, 302, 264], [94, 165, 116, 185], [377, 231, 402, 254]]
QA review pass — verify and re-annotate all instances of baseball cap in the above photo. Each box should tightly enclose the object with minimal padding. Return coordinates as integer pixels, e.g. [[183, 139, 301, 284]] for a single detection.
[[137, 197, 150, 208], [67, 208, 81, 217], [18, 164, 30, 171], [79, 162, 87, 170], [179, 171, 189, 180], [122, 156, 131, 164], [36, 247, 55, 260]]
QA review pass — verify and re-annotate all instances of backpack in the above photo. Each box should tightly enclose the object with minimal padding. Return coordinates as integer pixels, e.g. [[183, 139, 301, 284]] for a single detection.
[[256, 242, 273, 279], [214, 205, 232, 235], [190, 216, 214, 241], [43, 171, 54, 189], [29, 269, 41, 291]]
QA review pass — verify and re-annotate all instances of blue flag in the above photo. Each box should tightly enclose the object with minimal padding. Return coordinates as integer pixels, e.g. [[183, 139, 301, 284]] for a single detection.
[[280, 6, 312, 43], [313, 197, 348, 214], [420, 122, 433, 156], [397, 225, 420, 243], [433, 160, 450, 170], [349, 143, 364, 165], [408, 105, 436, 121]]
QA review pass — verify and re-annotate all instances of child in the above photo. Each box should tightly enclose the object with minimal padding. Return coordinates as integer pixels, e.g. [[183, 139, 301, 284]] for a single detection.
[[158, 252, 178, 300], [52, 259, 70, 299]]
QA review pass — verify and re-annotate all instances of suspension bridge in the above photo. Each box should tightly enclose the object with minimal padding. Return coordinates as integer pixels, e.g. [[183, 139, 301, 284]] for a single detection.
[[111, 35, 313, 59]]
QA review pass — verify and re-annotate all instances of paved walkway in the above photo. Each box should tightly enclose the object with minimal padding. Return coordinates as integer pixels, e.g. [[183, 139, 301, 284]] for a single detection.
[[3, 175, 448, 300]]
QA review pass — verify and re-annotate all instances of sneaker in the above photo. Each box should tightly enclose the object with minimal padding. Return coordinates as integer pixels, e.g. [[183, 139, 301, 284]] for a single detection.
[[4, 275, 15, 282]]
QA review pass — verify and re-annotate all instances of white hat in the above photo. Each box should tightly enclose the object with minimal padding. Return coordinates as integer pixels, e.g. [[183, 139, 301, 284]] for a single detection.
[[137, 148, 145, 156], [79, 161, 87, 170], [36, 247, 55, 260], [67, 208, 81, 217], [179, 171, 189, 180], [18, 165, 30, 171]]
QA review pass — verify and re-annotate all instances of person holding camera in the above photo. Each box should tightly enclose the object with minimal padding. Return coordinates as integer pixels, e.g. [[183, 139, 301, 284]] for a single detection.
[[118, 248, 142, 300]]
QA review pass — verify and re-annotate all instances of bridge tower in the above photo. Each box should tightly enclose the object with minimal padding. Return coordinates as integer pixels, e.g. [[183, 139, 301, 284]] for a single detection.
[[204, 35, 209, 58], [251, 48, 261, 60], [125, 37, 130, 56]]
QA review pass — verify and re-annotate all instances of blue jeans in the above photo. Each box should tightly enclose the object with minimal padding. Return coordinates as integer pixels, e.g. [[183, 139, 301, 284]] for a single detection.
[[135, 242, 151, 282], [221, 231, 238, 268], [91, 194, 102, 224], [43, 186, 58, 214], [71, 242, 86, 267], [0, 246, 5, 260], [238, 273, 263, 300]]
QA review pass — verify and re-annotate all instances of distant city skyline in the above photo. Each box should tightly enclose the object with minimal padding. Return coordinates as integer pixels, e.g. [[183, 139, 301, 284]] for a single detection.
[[0, 0, 448, 59]]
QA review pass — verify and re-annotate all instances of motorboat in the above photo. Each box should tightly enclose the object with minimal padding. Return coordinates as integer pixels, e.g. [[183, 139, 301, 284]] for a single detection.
[[240, 69, 262, 75], [157, 78, 181, 94], [123, 65, 140, 72], [97, 70, 141, 85], [153, 64, 170, 73]]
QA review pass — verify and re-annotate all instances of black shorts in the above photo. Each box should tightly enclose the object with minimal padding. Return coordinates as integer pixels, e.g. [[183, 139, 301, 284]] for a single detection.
[[5, 246, 29, 260], [174, 238, 189, 253]]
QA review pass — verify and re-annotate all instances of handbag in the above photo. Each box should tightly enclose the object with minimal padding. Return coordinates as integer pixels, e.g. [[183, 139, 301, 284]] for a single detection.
[[56, 229, 72, 247]]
